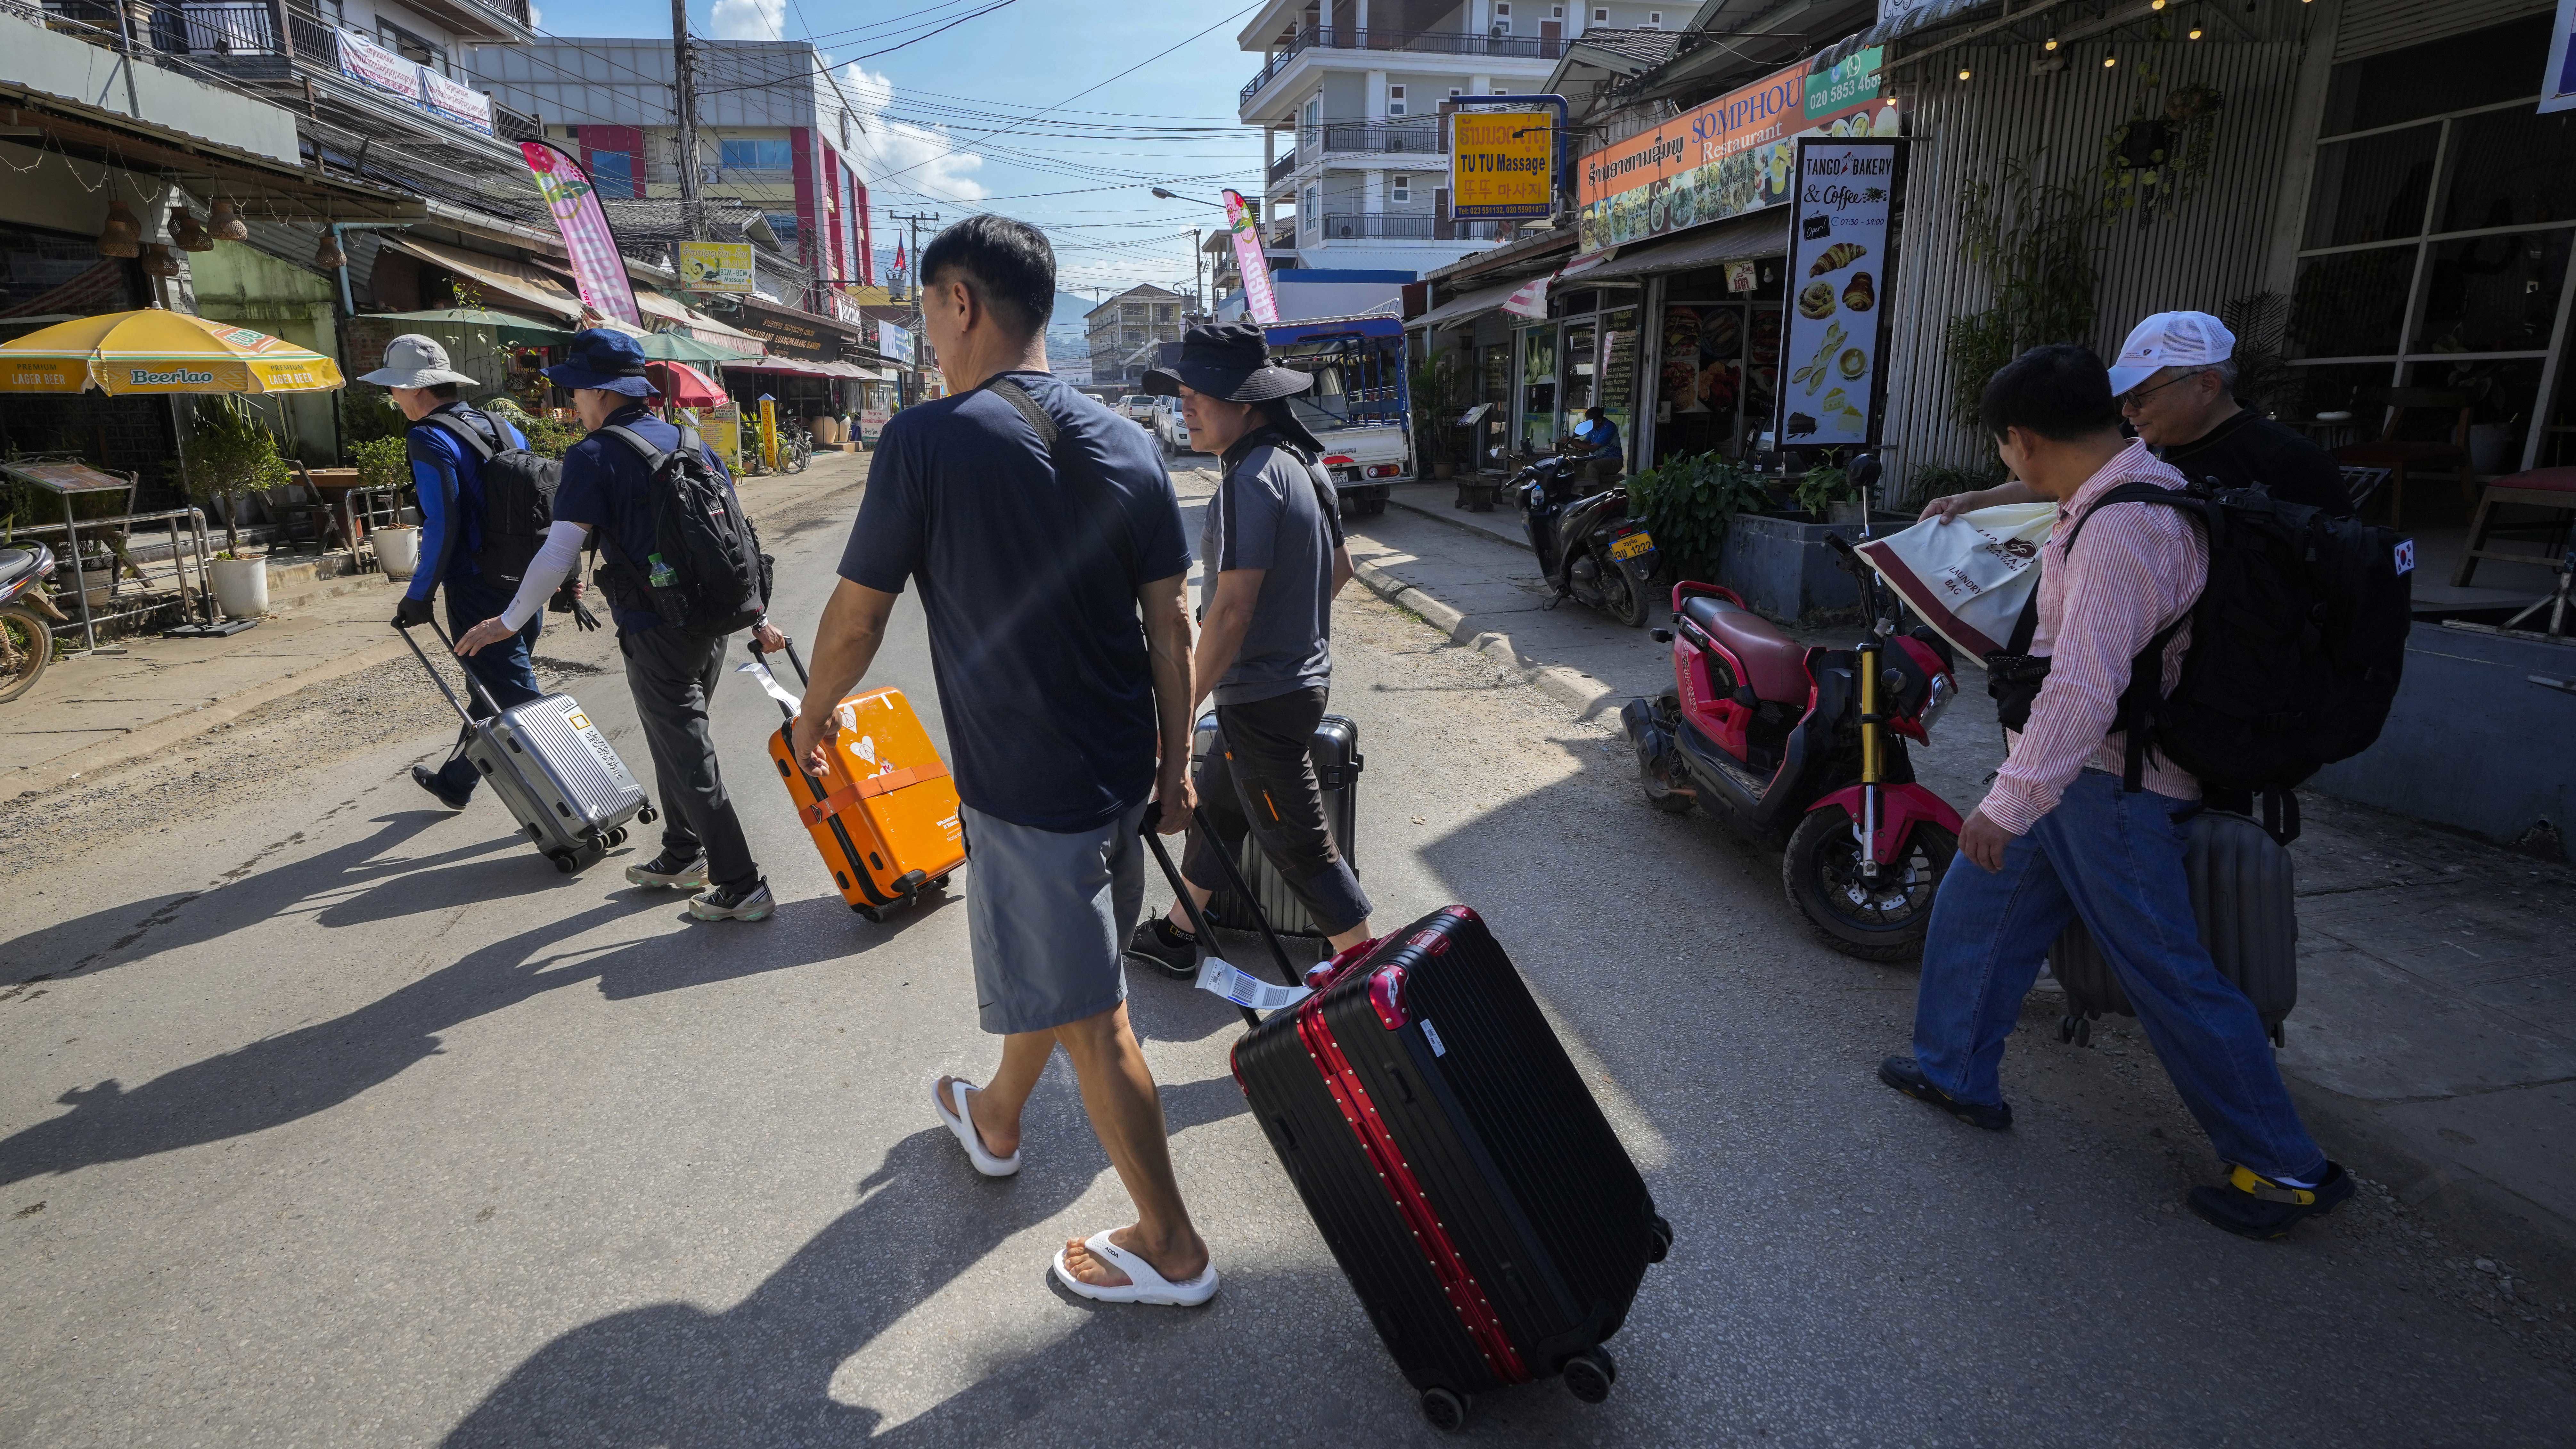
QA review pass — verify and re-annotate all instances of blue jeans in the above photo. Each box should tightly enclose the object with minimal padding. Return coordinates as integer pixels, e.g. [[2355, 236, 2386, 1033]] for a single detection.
[[432, 575, 543, 798], [1911, 769, 2326, 1182]]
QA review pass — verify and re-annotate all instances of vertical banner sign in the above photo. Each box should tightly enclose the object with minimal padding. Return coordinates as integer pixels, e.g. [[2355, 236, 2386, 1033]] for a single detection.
[[2546, 0, 2576, 114], [1451, 111, 1554, 220], [519, 142, 642, 328], [1224, 189, 1279, 325], [1776, 137, 1905, 450]]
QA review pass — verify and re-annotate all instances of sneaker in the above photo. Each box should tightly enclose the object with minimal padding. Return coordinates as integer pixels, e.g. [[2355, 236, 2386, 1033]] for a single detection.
[[1878, 1055, 2014, 1131], [688, 878, 774, 921], [626, 849, 709, 891], [1125, 915, 1201, 981], [2188, 1162, 2354, 1240], [411, 764, 473, 810]]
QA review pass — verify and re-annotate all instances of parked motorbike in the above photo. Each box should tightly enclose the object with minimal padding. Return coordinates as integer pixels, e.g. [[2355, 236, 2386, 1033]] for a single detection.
[[0, 541, 64, 704], [1622, 460, 1966, 961], [1517, 447, 1657, 627]]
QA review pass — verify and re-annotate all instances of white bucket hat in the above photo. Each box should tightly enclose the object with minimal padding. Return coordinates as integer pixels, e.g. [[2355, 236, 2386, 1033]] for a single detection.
[[358, 334, 478, 389], [2106, 311, 2236, 397]]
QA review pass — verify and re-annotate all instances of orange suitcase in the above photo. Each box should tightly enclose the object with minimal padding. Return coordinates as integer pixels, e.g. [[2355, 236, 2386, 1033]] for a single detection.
[[751, 642, 966, 920]]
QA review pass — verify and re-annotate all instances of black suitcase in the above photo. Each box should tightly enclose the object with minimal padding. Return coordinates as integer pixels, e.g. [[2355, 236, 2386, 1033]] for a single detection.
[[2049, 809, 2298, 1046], [1191, 710, 1362, 938]]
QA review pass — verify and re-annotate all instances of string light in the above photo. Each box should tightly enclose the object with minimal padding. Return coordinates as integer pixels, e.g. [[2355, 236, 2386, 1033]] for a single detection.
[[2044, 37, 2059, 50], [1958, 66, 1972, 80], [2188, 25, 2203, 39], [2104, 55, 2119, 68]]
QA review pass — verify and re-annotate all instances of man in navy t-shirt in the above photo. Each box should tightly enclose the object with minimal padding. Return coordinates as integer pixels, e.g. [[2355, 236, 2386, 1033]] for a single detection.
[[790, 216, 1214, 1308]]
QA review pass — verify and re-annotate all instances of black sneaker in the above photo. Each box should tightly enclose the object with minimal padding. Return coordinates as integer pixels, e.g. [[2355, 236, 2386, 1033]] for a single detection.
[[1878, 1055, 2014, 1131], [626, 849, 709, 891], [1125, 915, 1201, 981], [411, 764, 472, 810], [2188, 1162, 2354, 1240], [688, 878, 774, 921]]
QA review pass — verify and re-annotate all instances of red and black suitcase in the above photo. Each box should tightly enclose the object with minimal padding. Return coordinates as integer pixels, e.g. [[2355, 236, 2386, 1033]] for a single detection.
[[1142, 825, 1668, 1431]]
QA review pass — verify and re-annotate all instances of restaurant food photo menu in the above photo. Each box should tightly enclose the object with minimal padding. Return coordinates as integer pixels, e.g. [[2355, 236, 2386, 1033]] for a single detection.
[[1775, 137, 1905, 450]]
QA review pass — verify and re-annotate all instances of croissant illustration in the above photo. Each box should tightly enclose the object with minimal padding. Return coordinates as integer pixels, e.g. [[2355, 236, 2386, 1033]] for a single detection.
[[1808, 241, 1868, 277]]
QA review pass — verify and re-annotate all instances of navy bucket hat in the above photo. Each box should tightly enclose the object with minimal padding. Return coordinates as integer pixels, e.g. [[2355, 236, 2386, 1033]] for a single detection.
[[544, 328, 658, 396]]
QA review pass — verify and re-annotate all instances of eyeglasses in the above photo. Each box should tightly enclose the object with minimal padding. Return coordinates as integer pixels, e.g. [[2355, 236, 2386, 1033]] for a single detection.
[[2117, 370, 2209, 411]]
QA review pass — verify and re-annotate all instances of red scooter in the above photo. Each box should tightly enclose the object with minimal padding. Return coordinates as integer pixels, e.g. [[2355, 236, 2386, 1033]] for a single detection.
[[1621, 481, 1965, 961]]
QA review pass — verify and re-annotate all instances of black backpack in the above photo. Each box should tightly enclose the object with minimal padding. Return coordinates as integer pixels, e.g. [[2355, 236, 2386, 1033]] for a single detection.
[[595, 424, 770, 635], [1999, 480, 2413, 839], [426, 410, 559, 588]]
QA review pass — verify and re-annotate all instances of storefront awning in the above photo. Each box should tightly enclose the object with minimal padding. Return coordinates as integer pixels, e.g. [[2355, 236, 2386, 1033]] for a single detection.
[[1412, 279, 1531, 332], [1574, 211, 1789, 283], [722, 357, 844, 379], [630, 287, 767, 356], [1814, 0, 1994, 69], [379, 235, 584, 323]]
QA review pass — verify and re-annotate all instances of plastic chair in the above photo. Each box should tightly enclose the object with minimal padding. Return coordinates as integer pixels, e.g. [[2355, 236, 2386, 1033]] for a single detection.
[[2455, 467, 2576, 587], [2333, 389, 2474, 528]]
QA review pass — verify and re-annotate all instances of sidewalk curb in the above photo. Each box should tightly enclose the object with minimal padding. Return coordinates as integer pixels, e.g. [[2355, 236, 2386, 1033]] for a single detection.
[[1349, 555, 1616, 720], [13, 471, 868, 799]]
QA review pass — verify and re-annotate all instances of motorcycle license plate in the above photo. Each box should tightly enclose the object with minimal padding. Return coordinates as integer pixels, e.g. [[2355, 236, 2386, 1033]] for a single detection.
[[1611, 531, 1655, 560]]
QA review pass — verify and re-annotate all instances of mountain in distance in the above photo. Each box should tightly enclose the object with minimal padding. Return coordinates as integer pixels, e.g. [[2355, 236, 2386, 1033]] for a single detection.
[[1052, 290, 1094, 326]]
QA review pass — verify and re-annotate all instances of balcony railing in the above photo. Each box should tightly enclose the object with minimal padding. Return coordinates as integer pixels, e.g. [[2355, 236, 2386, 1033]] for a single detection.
[[1267, 149, 1296, 185], [1303, 123, 1445, 157], [1242, 27, 1566, 107], [1316, 213, 1435, 240]]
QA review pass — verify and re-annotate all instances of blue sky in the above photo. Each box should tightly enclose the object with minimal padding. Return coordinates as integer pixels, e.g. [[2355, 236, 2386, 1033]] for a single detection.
[[524, 0, 1266, 299]]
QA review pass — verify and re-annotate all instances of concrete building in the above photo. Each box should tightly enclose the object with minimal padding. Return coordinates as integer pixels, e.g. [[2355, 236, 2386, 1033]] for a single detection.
[[1084, 285, 1187, 386]]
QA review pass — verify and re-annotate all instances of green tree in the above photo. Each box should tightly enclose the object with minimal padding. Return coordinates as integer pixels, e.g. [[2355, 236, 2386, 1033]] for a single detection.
[[185, 397, 292, 555]]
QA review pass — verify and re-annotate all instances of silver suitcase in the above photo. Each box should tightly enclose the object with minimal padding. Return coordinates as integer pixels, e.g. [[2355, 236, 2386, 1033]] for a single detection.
[[398, 622, 651, 874], [2048, 809, 2298, 1046]]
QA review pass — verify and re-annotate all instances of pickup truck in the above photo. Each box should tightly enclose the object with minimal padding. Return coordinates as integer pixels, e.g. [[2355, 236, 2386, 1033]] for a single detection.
[[1116, 395, 1157, 425]]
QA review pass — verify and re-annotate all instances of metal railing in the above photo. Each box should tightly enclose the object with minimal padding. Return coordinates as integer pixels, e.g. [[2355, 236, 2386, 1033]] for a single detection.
[[1242, 28, 1566, 107], [10, 507, 220, 652], [1302, 123, 1445, 157], [1316, 213, 1436, 240], [1267, 150, 1297, 184]]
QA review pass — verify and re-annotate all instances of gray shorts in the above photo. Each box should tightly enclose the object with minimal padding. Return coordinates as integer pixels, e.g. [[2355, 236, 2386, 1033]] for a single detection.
[[963, 799, 1149, 1036]]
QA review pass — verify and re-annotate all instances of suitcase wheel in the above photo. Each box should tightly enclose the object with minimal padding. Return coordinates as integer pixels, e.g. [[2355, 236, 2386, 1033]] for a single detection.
[[1646, 1213, 1673, 1265], [1418, 1388, 1470, 1433], [2270, 1021, 2286, 1049], [551, 852, 576, 875], [1562, 1349, 1615, 1405], [2058, 1014, 2078, 1045], [2074, 1017, 2093, 1048], [639, 806, 658, 825], [854, 904, 882, 923], [605, 826, 627, 848]]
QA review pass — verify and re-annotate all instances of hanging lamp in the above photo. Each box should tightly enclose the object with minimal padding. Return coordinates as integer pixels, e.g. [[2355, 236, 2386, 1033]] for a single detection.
[[169, 205, 214, 252], [207, 197, 249, 242], [139, 243, 182, 278], [97, 199, 143, 258], [313, 227, 347, 270]]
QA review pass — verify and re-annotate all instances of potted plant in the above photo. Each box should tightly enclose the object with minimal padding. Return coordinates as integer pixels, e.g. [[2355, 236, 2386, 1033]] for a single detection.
[[350, 436, 419, 578], [185, 396, 291, 619], [1795, 462, 1866, 525]]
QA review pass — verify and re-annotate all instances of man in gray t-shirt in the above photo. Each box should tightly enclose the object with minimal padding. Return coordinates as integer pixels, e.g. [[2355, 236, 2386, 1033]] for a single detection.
[[1125, 323, 1376, 971]]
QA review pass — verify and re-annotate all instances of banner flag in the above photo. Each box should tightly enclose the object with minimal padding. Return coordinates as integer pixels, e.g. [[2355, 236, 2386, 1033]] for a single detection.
[[1223, 189, 1278, 325], [519, 142, 642, 328]]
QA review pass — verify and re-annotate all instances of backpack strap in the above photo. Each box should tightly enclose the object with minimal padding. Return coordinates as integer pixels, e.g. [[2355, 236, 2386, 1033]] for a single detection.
[[424, 409, 500, 462], [2051, 481, 2204, 792], [599, 423, 669, 467], [985, 376, 1139, 587]]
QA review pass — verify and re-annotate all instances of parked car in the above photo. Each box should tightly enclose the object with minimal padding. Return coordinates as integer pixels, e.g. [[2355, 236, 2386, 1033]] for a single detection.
[[1116, 395, 1156, 426], [1153, 395, 1196, 456]]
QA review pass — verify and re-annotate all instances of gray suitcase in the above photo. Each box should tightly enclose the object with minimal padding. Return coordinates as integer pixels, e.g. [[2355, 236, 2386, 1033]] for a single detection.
[[398, 621, 651, 874], [1192, 710, 1361, 938], [2049, 809, 2298, 1046]]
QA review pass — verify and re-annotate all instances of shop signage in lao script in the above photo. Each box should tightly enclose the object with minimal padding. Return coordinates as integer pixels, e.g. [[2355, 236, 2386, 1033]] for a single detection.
[[876, 320, 914, 364], [1576, 50, 1892, 257], [1451, 111, 1554, 221], [1774, 137, 1906, 450], [678, 241, 755, 293]]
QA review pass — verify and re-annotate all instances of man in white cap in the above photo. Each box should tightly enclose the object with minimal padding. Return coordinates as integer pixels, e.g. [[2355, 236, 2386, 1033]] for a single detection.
[[1923, 312, 2352, 521], [363, 334, 542, 810]]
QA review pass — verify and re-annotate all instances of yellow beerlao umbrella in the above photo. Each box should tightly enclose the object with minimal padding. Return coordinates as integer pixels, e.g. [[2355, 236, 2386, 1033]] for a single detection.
[[0, 306, 343, 395]]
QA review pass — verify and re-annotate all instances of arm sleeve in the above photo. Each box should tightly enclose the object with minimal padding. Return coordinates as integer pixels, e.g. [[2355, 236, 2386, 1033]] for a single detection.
[[1977, 508, 2188, 834], [404, 431, 459, 603], [837, 439, 922, 594], [1220, 456, 1288, 572], [497, 520, 591, 631]]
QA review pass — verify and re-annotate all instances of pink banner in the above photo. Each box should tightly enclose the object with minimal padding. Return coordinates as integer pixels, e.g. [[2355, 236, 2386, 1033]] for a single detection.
[[519, 142, 642, 329], [1223, 189, 1277, 325]]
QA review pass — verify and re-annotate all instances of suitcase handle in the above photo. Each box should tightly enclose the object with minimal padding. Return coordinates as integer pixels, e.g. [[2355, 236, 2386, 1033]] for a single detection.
[[394, 617, 505, 725], [746, 637, 813, 721], [1137, 806, 1307, 1029]]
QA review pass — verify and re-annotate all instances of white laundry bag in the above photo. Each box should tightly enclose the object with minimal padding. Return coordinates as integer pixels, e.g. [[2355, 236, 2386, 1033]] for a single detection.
[[1853, 502, 2057, 658]]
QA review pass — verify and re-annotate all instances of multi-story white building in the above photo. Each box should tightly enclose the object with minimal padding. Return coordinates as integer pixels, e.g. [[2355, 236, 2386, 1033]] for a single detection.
[[1238, 0, 1686, 299]]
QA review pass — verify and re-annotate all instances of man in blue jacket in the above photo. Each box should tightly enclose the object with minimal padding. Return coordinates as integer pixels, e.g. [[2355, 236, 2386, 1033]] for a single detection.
[[367, 335, 538, 809]]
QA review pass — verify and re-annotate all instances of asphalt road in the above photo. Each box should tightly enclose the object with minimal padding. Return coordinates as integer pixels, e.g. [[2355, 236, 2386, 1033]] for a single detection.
[[2, 468, 2568, 1446]]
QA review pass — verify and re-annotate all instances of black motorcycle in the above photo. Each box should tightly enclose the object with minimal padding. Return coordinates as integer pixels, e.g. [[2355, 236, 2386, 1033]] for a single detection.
[[1517, 450, 1657, 628]]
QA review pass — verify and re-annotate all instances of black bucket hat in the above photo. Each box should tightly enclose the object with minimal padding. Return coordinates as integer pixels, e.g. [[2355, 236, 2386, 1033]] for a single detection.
[[1141, 320, 1314, 403]]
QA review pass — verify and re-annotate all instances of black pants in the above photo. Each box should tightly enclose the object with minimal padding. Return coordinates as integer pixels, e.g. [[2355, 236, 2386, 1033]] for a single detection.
[[619, 626, 758, 890], [1182, 686, 1371, 937]]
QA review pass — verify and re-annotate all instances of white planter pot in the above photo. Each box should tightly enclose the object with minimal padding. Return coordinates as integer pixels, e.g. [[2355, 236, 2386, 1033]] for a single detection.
[[209, 556, 269, 620], [376, 525, 422, 580]]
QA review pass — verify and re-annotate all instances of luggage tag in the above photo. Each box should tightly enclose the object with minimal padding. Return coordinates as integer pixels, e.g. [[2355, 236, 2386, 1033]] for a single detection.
[[1195, 955, 1312, 1013], [737, 660, 801, 712]]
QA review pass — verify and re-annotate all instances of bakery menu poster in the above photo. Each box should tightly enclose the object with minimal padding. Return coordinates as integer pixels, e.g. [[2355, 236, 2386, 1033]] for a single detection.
[[1775, 137, 1905, 449]]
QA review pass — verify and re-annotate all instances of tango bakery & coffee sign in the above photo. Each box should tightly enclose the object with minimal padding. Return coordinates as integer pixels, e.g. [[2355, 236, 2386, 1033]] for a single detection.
[[1576, 48, 1892, 256]]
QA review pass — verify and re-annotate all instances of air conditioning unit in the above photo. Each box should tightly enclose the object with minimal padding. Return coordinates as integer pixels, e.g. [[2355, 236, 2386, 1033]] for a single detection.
[[1490, 22, 1510, 36]]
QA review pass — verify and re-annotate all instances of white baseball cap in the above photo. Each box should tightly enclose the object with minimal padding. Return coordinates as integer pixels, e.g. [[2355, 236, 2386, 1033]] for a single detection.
[[2106, 311, 2236, 397]]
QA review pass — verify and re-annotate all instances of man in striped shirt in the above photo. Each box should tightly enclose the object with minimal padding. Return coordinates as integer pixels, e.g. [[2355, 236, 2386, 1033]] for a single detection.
[[1880, 345, 2351, 1240]]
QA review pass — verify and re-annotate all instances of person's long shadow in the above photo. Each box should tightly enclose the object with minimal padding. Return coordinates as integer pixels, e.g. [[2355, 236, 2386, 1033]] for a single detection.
[[441, 1074, 1252, 1447], [0, 891, 896, 1187]]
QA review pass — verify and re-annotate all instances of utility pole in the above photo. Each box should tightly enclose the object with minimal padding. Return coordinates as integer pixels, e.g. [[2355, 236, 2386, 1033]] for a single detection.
[[1189, 227, 1205, 319], [889, 210, 939, 403], [670, 0, 704, 242]]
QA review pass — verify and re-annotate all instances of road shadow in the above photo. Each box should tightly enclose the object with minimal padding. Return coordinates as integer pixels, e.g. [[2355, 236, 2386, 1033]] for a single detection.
[[0, 892, 876, 1188], [441, 1074, 1252, 1447]]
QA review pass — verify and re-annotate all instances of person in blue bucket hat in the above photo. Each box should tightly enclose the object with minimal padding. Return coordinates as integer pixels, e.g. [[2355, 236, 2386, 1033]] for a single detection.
[[454, 327, 789, 921]]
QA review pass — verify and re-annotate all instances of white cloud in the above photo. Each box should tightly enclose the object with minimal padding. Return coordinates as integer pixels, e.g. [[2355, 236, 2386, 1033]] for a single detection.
[[708, 0, 783, 40], [838, 63, 987, 202], [526, 1, 542, 25]]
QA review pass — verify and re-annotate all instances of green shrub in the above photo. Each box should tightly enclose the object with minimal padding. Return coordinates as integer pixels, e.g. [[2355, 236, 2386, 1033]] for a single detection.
[[350, 436, 408, 494], [1628, 451, 1772, 584], [1904, 459, 2008, 509], [185, 397, 291, 553], [1794, 463, 1856, 519]]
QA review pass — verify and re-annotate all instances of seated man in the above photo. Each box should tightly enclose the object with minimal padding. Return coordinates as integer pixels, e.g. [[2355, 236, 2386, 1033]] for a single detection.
[[1879, 343, 2350, 1240], [1575, 405, 1623, 485]]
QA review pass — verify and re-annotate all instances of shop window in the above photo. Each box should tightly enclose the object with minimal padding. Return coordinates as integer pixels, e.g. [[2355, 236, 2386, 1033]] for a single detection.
[[2411, 230, 2572, 355], [721, 138, 795, 172], [2439, 109, 2576, 234], [2302, 125, 2437, 249], [2319, 14, 2554, 136], [2290, 247, 2416, 359]]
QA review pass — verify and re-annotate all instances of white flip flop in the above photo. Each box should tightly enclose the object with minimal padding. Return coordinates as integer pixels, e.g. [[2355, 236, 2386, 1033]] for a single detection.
[[1052, 1230, 1219, 1307], [931, 1078, 1020, 1178]]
